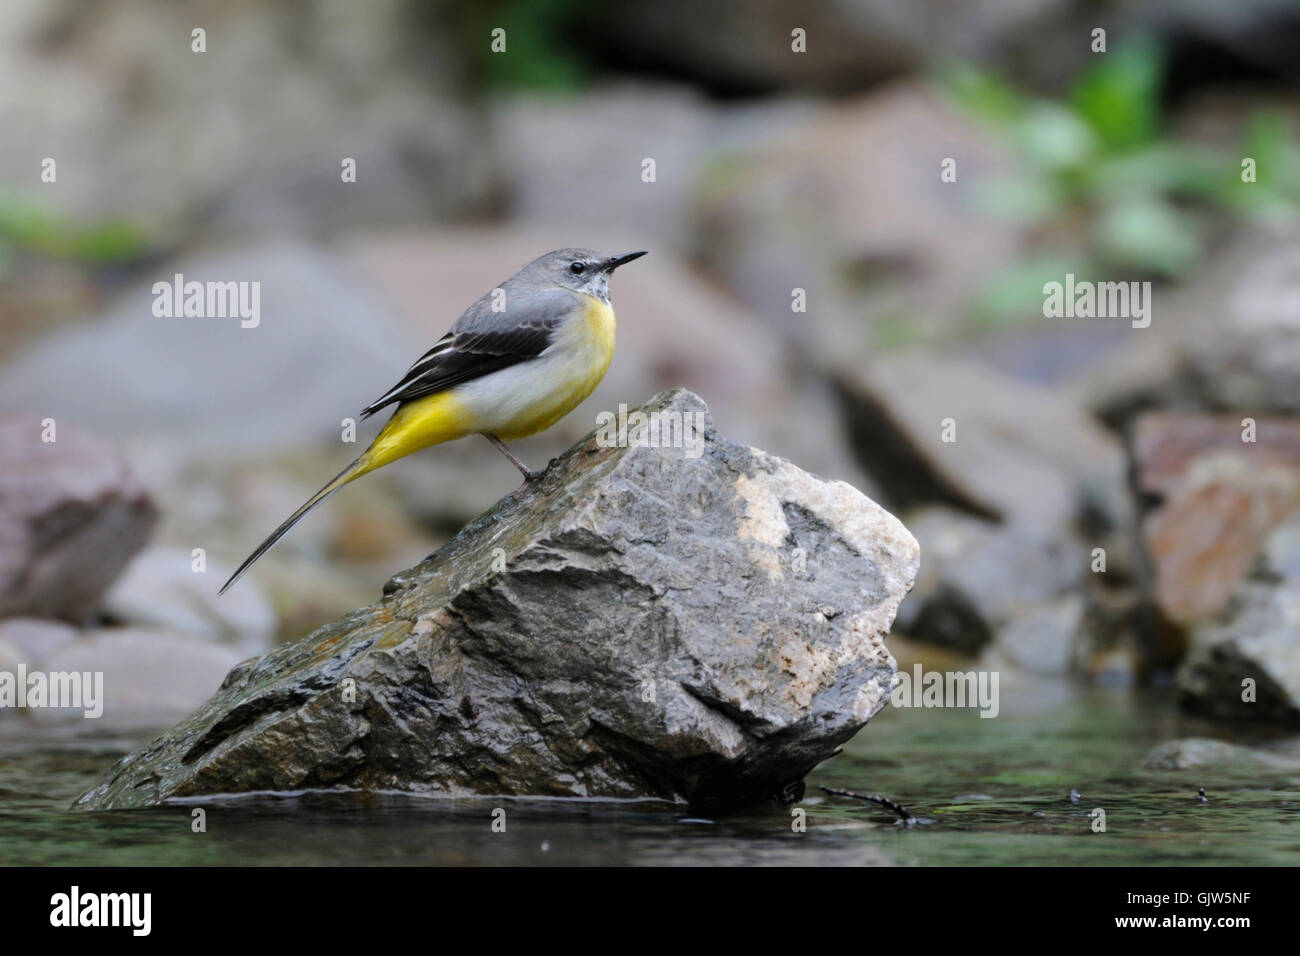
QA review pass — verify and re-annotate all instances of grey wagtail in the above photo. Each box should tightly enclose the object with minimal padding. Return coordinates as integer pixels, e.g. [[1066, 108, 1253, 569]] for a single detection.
[[219, 247, 647, 594]]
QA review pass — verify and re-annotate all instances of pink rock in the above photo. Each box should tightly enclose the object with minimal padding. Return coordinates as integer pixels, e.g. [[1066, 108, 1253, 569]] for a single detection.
[[0, 415, 157, 621]]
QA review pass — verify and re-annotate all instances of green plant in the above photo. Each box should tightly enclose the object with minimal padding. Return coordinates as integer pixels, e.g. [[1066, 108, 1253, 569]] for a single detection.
[[944, 39, 1300, 325], [0, 193, 146, 277]]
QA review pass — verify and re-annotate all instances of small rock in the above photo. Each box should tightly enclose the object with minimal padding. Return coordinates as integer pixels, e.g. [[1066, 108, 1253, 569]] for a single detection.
[[1175, 512, 1300, 725], [1145, 458, 1300, 625], [1134, 413, 1300, 625], [1133, 411, 1300, 497], [1142, 737, 1300, 771], [1179, 239, 1300, 414], [894, 506, 1086, 674], [0, 415, 157, 621], [1178, 581, 1300, 726], [27, 627, 247, 729], [100, 547, 275, 653], [74, 389, 920, 809], [0, 617, 79, 662]]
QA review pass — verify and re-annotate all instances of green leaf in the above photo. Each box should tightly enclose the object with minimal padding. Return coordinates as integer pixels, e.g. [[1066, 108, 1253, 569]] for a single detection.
[[1093, 198, 1201, 277], [1014, 103, 1096, 170], [940, 62, 1024, 123], [971, 174, 1064, 224], [970, 254, 1093, 328], [1070, 39, 1163, 151]]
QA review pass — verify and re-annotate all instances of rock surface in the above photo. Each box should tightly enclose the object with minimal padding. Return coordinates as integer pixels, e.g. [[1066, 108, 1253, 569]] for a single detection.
[[0, 240, 418, 456], [29, 627, 248, 729], [1143, 737, 1300, 772], [75, 390, 919, 810], [101, 546, 276, 653], [0, 415, 157, 621], [835, 354, 1130, 533], [1177, 514, 1300, 726], [893, 507, 1084, 673], [1134, 412, 1300, 625]]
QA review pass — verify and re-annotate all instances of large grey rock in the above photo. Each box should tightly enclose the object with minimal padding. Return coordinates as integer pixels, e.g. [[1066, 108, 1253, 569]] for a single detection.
[[0, 415, 157, 621], [74, 390, 919, 809], [0, 239, 419, 456]]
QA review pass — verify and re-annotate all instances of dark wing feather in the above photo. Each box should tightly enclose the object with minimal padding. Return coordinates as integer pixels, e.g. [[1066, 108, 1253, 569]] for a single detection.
[[359, 287, 575, 420]]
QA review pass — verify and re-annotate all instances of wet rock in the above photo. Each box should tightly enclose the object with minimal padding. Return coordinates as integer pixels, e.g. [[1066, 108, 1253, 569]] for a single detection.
[[0, 416, 157, 621], [74, 389, 919, 809], [101, 547, 275, 653], [1176, 514, 1300, 726], [1134, 413, 1300, 625], [1143, 737, 1300, 772]]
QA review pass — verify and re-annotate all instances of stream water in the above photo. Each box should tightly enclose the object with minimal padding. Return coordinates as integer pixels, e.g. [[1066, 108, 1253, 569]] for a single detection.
[[2, 685, 1297, 866]]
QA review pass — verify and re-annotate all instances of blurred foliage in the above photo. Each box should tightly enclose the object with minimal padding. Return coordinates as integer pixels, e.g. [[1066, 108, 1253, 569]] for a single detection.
[[0, 194, 146, 278], [464, 0, 593, 90], [945, 38, 1300, 326]]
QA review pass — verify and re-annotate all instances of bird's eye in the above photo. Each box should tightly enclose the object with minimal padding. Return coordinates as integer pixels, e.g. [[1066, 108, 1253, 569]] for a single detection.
[[569, 261, 586, 275]]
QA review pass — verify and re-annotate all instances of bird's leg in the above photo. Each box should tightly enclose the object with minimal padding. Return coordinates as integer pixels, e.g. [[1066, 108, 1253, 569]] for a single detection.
[[484, 434, 545, 482]]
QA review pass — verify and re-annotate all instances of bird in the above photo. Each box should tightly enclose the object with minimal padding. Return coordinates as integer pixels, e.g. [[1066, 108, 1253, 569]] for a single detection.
[[219, 247, 647, 594]]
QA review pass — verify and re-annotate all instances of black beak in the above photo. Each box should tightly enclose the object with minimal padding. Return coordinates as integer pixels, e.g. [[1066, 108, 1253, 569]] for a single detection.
[[606, 250, 648, 270]]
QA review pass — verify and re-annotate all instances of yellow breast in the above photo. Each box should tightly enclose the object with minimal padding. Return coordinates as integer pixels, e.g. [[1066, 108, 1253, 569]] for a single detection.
[[579, 294, 617, 385], [492, 293, 616, 440]]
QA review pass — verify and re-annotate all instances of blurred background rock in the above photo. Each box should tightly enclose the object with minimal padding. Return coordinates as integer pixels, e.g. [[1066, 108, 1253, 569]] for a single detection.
[[1, 0, 1299, 731]]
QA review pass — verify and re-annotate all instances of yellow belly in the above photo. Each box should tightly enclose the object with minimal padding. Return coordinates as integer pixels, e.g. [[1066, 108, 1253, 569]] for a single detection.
[[355, 389, 473, 478], [358, 294, 616, 473], [494, 293, 615, 440]]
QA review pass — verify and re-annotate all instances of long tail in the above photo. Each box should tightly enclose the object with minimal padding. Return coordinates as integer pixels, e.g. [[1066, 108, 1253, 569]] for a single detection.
[[218, 452, 368, 595]]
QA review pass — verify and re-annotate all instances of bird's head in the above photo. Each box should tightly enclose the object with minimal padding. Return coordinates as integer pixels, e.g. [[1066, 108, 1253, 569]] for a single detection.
[[533, 247, 648, 301]]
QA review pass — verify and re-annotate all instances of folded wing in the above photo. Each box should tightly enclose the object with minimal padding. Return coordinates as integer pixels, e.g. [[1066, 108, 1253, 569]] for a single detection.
[[359, 287, 576, 420]]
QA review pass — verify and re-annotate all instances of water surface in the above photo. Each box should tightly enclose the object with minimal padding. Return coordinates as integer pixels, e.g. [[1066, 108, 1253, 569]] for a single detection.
[[2, 687, 1297, 866]]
